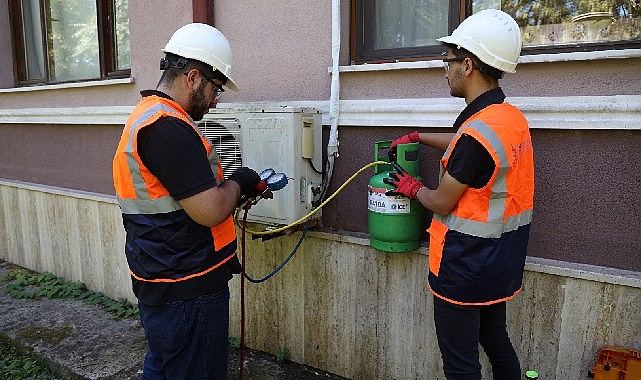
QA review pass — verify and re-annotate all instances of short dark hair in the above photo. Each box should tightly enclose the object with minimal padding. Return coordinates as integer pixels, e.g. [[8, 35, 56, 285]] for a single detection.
[[444, 43, 504, 80], [159, 53, 228, 85]]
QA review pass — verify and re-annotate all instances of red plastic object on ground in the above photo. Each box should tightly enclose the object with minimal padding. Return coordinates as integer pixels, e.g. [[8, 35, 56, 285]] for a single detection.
[[589, 346, 641, 380]]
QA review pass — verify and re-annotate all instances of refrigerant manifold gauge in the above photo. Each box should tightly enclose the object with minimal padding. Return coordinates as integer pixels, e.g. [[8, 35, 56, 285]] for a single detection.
[[258, 169, 288, 191]]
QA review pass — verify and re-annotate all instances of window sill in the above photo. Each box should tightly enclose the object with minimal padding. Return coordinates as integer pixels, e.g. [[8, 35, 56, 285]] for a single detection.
[[0, 77, 134, 94], [1, 95, 638, 129], [336, 48, 641, 73]]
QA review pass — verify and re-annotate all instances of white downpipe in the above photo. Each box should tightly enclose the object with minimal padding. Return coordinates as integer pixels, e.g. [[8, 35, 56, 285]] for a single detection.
[[312, 0, 340, 206], [312, 0, 341, 205], [328, 0, 340, 159], [316, 0, 340, 203]]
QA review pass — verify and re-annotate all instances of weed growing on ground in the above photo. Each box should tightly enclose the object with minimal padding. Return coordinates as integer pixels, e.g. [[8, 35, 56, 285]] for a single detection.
[[228, 336, 241, 349], [227, 337, 289, 362], [276, 347, 290, 362], [2, 269, 139, 319], [0, 340, 61, 380]]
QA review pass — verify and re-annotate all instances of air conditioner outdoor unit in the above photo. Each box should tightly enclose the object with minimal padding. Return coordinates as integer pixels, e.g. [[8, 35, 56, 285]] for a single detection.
[[198, 106, 323, 226]]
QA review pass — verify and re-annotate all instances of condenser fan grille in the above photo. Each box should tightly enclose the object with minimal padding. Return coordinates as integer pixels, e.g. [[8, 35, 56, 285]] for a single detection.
[[198, 118, 242, 179]]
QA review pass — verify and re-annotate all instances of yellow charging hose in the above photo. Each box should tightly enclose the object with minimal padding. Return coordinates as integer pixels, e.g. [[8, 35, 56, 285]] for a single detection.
[[235, 160, 389, 235]]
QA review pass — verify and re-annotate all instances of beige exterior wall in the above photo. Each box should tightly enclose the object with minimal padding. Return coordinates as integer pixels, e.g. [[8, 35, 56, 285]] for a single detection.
[[1, 1, 640, 106], [214, 1, 334, 102]]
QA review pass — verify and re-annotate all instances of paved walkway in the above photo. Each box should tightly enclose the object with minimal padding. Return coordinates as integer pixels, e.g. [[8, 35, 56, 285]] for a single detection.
[[0, 260, 145, 379], [0, 260, 347, 380]]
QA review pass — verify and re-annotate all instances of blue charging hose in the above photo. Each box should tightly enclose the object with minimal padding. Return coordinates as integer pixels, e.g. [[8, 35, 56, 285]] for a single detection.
[[243, 218, 310, 283]]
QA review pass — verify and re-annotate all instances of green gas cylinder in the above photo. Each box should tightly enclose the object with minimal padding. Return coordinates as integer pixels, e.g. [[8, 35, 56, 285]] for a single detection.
[[368, 141, 424, 253]]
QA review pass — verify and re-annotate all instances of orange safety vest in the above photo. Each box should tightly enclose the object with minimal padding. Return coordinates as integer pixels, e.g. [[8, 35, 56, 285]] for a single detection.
[[113, 95, 237, 283], [427, 102, 534, 305]]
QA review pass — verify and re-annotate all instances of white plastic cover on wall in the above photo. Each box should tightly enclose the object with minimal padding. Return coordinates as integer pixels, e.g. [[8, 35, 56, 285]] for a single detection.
[[199, 107, 323, 226]]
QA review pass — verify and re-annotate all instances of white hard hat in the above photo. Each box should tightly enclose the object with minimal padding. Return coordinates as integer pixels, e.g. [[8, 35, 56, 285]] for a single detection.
[[437, 9, 522, 73], [162, 23, 239, 91]]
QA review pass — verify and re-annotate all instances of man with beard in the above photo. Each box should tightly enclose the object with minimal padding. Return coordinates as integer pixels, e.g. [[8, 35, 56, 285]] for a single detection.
[[112, 23, 261, 379]]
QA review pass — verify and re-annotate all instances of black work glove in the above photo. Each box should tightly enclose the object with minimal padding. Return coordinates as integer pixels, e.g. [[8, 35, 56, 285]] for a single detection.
[[228, 167, 261, 197], [227, 255, 242, 274]]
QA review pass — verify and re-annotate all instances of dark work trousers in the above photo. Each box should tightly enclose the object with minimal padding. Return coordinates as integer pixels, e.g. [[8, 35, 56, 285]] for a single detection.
[[433, 297, 521, 380], [139, 286, 230, 380]]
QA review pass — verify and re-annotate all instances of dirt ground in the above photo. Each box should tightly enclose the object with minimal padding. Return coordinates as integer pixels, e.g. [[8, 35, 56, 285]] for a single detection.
[[226, 346, 347, 380], [113, 345, 347, 380]]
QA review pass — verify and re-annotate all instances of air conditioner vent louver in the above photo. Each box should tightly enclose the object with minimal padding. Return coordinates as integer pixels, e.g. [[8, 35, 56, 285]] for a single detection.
[[199, 118, 242, 179]]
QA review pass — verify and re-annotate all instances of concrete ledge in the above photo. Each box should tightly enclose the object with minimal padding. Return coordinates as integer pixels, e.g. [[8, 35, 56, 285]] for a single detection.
[[309, 229, 641, 289], [525, 257, 641, 289], [0, 178, 117, 204]]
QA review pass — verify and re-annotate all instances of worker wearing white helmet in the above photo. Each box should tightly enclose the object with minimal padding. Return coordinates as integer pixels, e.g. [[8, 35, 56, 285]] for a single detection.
[[113, 23, 261, 379], [386, 10, 533, 379], [161, 22, 239, 93], [437, 8, 522, 77]]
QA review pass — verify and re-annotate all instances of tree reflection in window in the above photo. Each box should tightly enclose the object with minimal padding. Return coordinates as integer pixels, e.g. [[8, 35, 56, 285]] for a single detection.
[[10, 0, 130, 85], [495, 0, 641, 48]]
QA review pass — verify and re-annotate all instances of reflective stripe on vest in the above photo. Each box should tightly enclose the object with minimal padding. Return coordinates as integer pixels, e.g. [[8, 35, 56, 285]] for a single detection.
[[113, 96, 238, 282], [116, 102, 182, 213], [115, 98, 222, 214], [128, 105, 172, 193], [129, 253, 236, 283], [434, 119, 532, 238]]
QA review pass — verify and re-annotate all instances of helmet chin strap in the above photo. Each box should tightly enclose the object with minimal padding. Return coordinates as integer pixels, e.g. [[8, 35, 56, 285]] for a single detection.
[[159, 56, 188, 70]]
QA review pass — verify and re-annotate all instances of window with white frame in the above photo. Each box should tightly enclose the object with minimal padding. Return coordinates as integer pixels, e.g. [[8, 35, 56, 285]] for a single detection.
[[352, 0, 641, 64], [9, 0, 131, 86]]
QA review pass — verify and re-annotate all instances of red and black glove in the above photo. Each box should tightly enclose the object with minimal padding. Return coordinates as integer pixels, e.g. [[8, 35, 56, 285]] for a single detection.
[[390, 131, 420, 149], [383, 162, 424, 199], [389, 131, 420, 161]]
